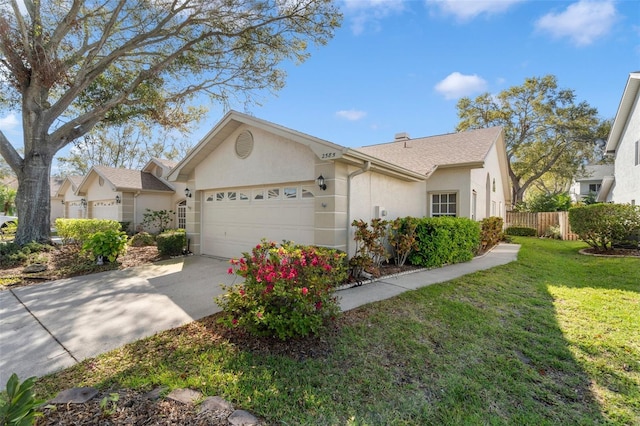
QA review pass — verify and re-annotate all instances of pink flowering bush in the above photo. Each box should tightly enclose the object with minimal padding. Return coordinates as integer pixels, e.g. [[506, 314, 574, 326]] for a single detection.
[[216, 240, 347, 340]]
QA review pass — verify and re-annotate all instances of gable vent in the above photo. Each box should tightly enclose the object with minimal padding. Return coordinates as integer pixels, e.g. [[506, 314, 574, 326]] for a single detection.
[[235, 130, 254, 159]]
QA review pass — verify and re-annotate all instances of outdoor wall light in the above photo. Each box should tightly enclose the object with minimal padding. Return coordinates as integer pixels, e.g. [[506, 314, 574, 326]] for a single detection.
[[316, 175, 327, 191], [115, 195, 121, 204], [61, 199, 65, 205], [80, 198, 87, 208], [185, 188, 192, 198]]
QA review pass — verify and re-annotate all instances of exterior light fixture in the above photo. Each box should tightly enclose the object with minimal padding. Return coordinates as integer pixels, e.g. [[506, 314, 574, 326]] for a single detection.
[[61, 199, 65, 205], [316, 175, 327, 191], [80, 198, 87, 208], [115, 195, 121, 204], [185, 188, 192, 198]]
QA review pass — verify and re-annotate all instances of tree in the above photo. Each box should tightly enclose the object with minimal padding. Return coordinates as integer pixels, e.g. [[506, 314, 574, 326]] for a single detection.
[[0, 0, 341, 245], [56, 121, 197, 175], [456, 75, 605, 206]]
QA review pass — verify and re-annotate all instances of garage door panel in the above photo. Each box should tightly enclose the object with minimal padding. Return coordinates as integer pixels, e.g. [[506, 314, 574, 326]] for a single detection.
[[202, 186, 314, 258]]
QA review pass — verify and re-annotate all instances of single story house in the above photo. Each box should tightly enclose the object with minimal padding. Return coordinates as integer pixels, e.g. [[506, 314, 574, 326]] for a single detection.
[[56, 158, 187, 232], [601, 71, 640, 204], [167, 111, 511, 259], [569, 164, 615, 203]]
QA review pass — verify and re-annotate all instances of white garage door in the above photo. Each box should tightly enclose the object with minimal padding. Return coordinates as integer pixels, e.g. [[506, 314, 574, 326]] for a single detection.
[[90, 201, 117, 220], [202, 185, 315, 259]]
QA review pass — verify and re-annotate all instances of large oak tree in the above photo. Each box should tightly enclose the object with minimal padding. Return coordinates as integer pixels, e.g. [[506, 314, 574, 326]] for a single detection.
[[456, 75, 606, 207], [0, 0, 341, 244]]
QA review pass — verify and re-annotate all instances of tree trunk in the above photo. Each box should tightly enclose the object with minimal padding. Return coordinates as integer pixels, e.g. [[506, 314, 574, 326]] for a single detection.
[[14, 151, 53, 245]]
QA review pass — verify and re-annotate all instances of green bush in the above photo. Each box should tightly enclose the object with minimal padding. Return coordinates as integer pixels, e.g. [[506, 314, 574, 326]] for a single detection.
[[505, 226, 537, 237], [480, 216, 504, 251], [569, 204, 640, 251], [156, 229, 186, 256], [82, 230, 128, 263], [216, 240, 346, 340], [0, 242, 50, 268], [142, 209, 175, 234], [55, 219, 121, 246], [0, 373, 43, 426], [129, 232, 155, 247], [525, 192, 572, 212], [409, 217, 480, 268]]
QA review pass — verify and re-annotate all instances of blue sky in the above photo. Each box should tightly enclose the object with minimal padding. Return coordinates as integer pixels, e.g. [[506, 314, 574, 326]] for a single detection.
[[1, 0, 639, 157]]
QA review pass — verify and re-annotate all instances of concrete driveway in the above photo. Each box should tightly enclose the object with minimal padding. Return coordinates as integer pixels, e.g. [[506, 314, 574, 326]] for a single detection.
[[0, 255, 236, 385]]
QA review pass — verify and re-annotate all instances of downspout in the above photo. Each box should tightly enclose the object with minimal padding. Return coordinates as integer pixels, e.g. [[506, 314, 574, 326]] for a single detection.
[[346, 161, 371, 257]]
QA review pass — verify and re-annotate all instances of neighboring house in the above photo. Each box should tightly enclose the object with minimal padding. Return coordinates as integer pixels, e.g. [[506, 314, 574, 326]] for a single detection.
[[569, 164, 615, 203], [56, 159, 187, 232], [601, 72, 640, 204], [167, 111, 511, 258], [50, 177, 65, 225]]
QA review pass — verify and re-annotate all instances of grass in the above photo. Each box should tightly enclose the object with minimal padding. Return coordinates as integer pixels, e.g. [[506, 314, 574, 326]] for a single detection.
[[34, 237, 639, 425]]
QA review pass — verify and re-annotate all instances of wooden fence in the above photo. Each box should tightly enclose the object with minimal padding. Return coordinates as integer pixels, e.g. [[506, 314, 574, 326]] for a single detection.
[[505, 211, 580, 241]]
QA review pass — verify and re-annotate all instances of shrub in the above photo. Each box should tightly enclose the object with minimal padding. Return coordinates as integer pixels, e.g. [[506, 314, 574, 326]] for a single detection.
[[129, 232, 155, 247], [409, 217, 480, 268], [480, 216, 504, 251], [55, 219, 121, 246], [0, 242, 50, 268], [388, 217, 418, 267], [349, 218, 389, 278], [0, 373, 43, 426], [156, 229, 186, 256], [525, 192, 572, 212], [142, 209, 175, 234], [505, 226, 537, 237], [82, 230, 128, 263], [569, 204, 640, 251], [216, 240, 346, 340], [542, 225, 562, 239]]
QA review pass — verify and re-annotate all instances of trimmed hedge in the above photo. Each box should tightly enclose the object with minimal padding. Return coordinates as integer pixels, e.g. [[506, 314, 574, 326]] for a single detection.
[[55, 218, 122, 245], [569, 204, 640, 251], [156, 229, 186, 256], [505, 226, 537, 237], [408, 217, 480, 268]]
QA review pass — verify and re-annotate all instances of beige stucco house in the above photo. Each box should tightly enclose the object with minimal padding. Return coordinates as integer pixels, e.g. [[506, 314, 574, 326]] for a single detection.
[[601, 72, 640, 204], [56, 159, 188, 232], [168, 111, 511, 258]]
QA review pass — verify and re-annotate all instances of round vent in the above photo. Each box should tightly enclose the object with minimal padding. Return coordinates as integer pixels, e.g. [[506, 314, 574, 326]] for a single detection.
[[235, 130, 254, 159]]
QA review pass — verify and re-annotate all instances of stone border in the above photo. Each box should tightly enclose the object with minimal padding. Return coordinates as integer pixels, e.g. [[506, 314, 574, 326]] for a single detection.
[[578, 248, 640, 258]]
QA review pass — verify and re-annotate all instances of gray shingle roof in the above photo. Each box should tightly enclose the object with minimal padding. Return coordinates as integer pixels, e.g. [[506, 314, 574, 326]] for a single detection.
[[355, 127, 503, 176], [93, 165, 173, 192]]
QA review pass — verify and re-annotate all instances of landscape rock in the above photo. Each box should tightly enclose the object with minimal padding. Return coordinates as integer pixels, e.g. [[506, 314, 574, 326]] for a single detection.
[[23, 263, 48, 273], [228, 409, 260, 426], [200, 395, 234, 413], [49, 387, 98, 404], [166, 388, 202, 404]]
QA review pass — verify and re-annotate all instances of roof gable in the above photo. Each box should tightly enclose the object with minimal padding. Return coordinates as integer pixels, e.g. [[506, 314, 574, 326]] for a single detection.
[[606, 71, 640, 153], [78, 165, 173, 193]]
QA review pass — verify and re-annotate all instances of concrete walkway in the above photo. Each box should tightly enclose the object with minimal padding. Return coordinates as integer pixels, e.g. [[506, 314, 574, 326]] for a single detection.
[[0, 244, 519, 384]]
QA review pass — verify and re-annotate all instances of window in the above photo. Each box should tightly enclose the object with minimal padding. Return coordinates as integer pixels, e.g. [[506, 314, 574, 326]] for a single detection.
[[216, 192, 225, 201], [267, 188, 280, 199], [284, 187, 297, 199], [301, 189, 315, 199], [239, 192, 249, 201], [177, 200, 186, 229], [431, 193, 457, 217], [636, 140, 639, 166], [227, 191, 236, 201], [205, 193, 215, 202], [588, 183, 601, 193], [253, 189, 264, 200]]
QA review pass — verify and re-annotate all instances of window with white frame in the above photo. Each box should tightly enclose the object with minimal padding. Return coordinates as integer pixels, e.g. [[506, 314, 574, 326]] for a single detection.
[[635, 140, 639, 166], [177, 200, 186, 229], [431, 192, 457, 217], [588, 183, 601, 193]]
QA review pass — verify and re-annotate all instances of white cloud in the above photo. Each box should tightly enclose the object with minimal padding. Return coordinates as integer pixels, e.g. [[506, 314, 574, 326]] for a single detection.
[[435, 72, 487, 100], [336, 109, 367, 121], [0, 113, 19, 132], [341, 0, 406, 35], [426, 0, 524, 22], [534, 0, 617, 46]]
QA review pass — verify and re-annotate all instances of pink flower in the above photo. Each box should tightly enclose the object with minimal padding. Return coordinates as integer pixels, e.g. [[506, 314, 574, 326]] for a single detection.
[[239, 289, 245, 296], [302, 287, 309, 296], [227, 267, 234, 274], [232, 318, 238, 325], [256, 312, 263, 319], [315, 301, 323, 310], [256, 244, 262, 250]]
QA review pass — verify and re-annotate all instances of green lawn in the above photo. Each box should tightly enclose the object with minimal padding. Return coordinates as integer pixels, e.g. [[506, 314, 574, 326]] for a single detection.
[[35, 238, 639, 425]]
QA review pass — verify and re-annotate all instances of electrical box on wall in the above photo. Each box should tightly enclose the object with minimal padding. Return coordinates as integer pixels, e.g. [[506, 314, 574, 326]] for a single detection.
[[375, 206, 388, 218]]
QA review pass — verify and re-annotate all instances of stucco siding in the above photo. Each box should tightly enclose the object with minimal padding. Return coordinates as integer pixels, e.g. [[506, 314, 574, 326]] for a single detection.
[[425, 168, 471, 217], [194, 125, 316, 190], [611, 96, 640, 204], [470, 143, 507, 220], [135, 193, 174, 233]]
